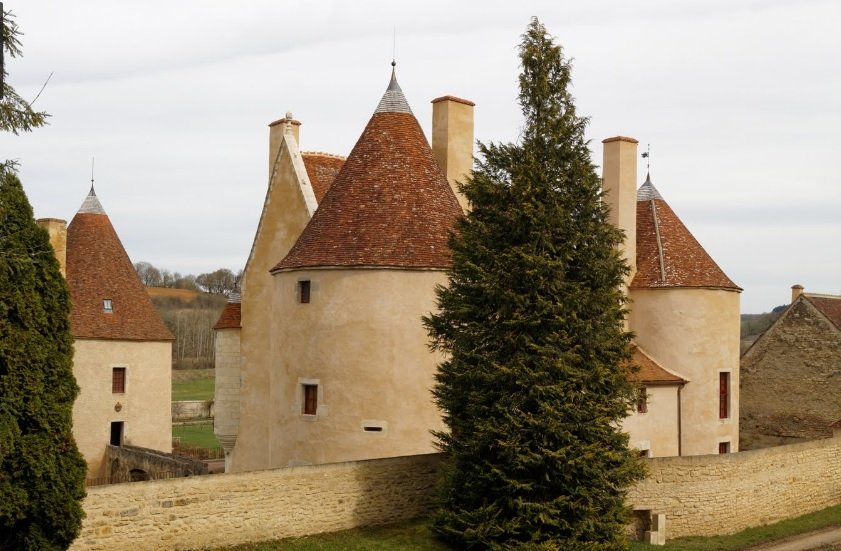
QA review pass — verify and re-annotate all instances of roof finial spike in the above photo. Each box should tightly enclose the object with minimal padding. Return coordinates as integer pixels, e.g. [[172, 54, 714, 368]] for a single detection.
[[90, 156, 96, 195], [392, 25, 397, 69]]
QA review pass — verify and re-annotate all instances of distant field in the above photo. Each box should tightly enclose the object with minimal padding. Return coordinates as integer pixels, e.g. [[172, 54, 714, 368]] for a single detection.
[[172, 369, 214, 401], [173, 421, 219, 449], [146, 286, 201, 303]]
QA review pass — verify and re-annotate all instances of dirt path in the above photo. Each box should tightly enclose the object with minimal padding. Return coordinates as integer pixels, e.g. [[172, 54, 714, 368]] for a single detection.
[[748, 526, 841, 551]]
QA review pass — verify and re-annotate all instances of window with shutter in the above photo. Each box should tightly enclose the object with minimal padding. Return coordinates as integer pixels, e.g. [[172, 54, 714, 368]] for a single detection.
[[303, 384, 318, 415], [719, 372, 730, 419], [112, 367, 126, 393]]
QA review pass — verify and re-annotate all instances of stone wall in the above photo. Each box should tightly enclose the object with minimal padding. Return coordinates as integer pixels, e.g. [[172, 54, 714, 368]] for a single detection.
[[106, 445, 207, 484], [628, 436, 841, 538], [741, 299, 841, 444], [71, 453, 440, 551], [71, 438, 841, 550], [171, 400, 214, 421]]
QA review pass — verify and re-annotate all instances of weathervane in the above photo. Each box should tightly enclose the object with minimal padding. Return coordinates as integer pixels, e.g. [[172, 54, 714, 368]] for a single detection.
[[641, 144, 651, 172]]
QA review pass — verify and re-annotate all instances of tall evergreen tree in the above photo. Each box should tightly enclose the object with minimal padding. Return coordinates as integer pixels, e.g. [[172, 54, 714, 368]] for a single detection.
[[425, 18, 645, 550], [1, 6, 48, 136], [0, 170, 87, 550]]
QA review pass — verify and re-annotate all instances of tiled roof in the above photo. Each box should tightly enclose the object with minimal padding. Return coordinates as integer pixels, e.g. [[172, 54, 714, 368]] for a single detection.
[[626, 345, 687, 385], [213, 302, 241, 330], [803, 294, 841, 331], [66, 190, 174, 341], [632, 177, 740, 290], [301, 152, 345, 203], [272, 70, 462, 272]]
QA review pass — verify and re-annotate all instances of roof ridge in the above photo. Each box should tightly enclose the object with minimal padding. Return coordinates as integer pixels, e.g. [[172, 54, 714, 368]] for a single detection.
[[301, 151, 347, 160], [803, 292, 841, 300]]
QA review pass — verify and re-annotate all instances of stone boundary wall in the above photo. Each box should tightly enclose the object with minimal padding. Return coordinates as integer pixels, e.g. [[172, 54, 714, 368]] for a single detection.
[[172, 400, 214, 421], [628, 435, 841, 538], [71, 453, 441, 551], [70, 438, 841, 549]]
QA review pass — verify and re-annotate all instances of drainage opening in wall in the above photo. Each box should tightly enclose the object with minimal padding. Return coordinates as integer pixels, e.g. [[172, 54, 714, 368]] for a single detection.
[[363, 426, 383, 432]]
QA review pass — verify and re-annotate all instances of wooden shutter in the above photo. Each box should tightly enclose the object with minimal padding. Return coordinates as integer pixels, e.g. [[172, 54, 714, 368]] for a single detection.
[[112, 367, 126, 393], [719, 372, 729, 419]]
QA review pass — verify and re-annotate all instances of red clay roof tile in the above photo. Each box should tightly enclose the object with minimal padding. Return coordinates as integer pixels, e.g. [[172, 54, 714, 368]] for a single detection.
[[301, 152, 345, 203], [66, 198, 173, 341], [213, 301, 241, 330], [803, 294, 841, 331], [272, 79, 461, 272], [632, 187, 740, 290], [626, 345, 687, 384]]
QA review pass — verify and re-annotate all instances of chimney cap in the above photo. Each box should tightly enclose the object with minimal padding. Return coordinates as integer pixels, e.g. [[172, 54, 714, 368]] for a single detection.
[[268, 117, 301, 128], [792, 284, 805, 289], [431, 95, 475, 107], [602, 136, 639, 144]]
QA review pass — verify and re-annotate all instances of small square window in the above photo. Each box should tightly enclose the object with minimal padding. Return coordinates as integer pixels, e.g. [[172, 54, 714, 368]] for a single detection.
[[103, 299, 113, 313], [112, 367, 126, 393], [719, 441, 730, 454], [302, 384, 318, 415], [636, 387, 648, 414], [299, 281, 311, 304]]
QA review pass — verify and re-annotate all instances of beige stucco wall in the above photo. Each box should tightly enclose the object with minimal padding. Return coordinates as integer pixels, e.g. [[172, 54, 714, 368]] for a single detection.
[[73, 339, 172, 479], [234, 125, 315, 473], [231, 268, 446, 470], [629, 288, 740, 455], [621, 384, 680, 458]]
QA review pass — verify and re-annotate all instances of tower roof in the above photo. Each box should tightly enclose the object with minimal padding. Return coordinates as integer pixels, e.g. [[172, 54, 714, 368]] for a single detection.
[[66, 191, 173, 341], [632, 177, 740, 291], [272, 68, 462, 272]]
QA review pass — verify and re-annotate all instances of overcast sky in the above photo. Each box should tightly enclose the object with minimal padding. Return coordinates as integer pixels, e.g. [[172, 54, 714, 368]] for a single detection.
[[2, 0, 839, 313]]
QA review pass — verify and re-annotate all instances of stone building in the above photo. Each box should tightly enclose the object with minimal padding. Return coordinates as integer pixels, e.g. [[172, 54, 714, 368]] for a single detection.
[[740, 286, 841, 448], [214, 70, 741, 471], [38, 188, 174, 479]]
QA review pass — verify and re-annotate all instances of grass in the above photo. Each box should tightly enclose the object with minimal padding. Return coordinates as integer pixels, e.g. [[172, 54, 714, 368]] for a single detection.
[[206, 504, 841, 551], [173, 421, 220, 449], [628, 503, 841, 550], [172, 370, 215, 401]]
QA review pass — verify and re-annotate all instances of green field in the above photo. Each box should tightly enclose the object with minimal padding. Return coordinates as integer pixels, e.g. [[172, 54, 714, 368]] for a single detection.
[[172, 368, 214, 400], [173, 421, 219, 449]]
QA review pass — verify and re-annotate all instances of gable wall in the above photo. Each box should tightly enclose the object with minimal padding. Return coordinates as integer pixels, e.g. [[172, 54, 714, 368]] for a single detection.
[[741, 298, 841, 442], [233, 131, 316, 472]]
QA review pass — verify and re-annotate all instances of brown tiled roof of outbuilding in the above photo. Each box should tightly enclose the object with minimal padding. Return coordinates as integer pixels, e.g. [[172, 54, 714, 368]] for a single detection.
[[631, 177, 740, 291], [272, 69, 462, 272], [803, 294, 841, 331], [626, 345, 687, 385], [302, 152, 345, 202], [66, 189, 174, 341], [213, 297, 242, 330]]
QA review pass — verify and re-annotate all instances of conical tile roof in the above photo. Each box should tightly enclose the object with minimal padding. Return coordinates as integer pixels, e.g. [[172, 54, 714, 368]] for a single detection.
[[66, 188, 174, 341], [632, 177, 740, 290], [272, 68, 462, 272]]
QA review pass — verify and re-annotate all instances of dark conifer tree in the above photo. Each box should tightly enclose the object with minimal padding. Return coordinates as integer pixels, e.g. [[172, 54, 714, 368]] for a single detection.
[[0, 170, 87, 550], [425, 18, 645, 550]]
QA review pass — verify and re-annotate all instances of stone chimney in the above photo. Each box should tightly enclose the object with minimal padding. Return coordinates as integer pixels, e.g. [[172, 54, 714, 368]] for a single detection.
[[602, 136, 639, 284], [268, 112, 301, 175], [36, 218, 67, 277], [791, 284, 805, 303], [431, 95, 475, 213]]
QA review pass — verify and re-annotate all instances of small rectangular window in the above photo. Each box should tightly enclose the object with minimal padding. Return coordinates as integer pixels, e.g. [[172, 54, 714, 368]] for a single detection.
[[112, 367, 126, 393], [719, 441, 730, 454], [103, 299, 113, 313], [299, 280, 311, 304], [302, 384, 318, 415], [636, 387, 648, 414], [719, 372, 730, 419]]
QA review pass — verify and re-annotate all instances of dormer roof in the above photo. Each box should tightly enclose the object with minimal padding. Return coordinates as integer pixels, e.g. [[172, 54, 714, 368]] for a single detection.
[[632, 175, 740, 291], [66, 188, 174, 341], [272, 68, 462, 272], [626, 344, 688, 385]]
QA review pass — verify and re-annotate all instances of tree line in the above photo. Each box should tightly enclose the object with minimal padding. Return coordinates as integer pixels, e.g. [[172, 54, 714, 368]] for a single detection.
[[133, 261, 236, 370], [133, 261, 242, 297]]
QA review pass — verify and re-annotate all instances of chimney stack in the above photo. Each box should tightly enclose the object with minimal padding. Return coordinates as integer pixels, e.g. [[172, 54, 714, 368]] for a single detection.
[[791, 284, 805, 303], [602, 136, 639, 285], [36, 218, 67, 277], [431, 95, 474, 212], [268, 112, 301, 176]]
